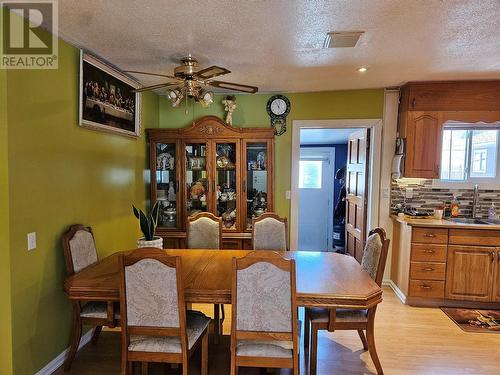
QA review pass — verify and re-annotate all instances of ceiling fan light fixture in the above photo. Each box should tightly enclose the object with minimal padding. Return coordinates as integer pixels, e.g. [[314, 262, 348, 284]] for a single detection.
[[167, 88, 183, 107], [201, 91, 214, 106]]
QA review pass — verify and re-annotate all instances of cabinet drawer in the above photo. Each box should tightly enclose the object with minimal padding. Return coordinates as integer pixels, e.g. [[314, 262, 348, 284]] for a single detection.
[[411, 244, 447, 262], [412, 227, 448, 244], [449, 229, 500, 246], [410, 261, 446, 281], [222, 239, 242, 249], [409, 280, 445, 299]]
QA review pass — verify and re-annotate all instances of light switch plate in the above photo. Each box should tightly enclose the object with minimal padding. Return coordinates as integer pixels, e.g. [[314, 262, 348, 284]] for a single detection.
[[285, 190, 291, 200], [27, 232, 36, 251]]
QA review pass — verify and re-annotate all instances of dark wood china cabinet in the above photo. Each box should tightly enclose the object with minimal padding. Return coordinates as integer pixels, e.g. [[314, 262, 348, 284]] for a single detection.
[[146, 116, 275, 249]]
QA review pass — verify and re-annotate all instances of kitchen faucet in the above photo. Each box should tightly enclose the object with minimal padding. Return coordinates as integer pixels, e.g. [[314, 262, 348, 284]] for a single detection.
[[472, 184, 479, 218]]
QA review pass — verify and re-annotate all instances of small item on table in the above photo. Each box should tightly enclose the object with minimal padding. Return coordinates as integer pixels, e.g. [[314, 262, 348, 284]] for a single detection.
[[450, 194, 460, 217]]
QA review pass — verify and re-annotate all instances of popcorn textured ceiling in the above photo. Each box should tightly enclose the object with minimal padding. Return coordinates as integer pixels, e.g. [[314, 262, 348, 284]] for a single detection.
[[58, 0, 500, 93]]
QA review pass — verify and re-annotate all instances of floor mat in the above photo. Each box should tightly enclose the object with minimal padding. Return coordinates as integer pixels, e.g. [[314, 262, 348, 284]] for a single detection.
[[442, 308, 500, 334]]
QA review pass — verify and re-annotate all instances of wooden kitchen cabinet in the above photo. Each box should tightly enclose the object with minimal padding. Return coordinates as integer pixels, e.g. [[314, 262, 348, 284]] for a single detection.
[[445, 245, 495, 302], [493, 250, 500, 302], [403, 111, 442, 178], [398, 81, 500, 179]]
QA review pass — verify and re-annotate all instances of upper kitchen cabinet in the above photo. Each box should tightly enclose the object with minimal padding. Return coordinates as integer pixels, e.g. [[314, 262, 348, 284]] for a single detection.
[[399, 81, 500, 178]]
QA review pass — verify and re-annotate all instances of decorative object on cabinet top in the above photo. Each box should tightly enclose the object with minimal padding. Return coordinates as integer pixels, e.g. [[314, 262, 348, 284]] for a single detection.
[[222, 95, 237, 125]]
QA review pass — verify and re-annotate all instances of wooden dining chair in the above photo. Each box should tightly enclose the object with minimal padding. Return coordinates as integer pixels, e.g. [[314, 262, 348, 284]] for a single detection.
[[252, 212, 288, 251], [304, 228, 390, 375], [62, 224, 119, 371], [187, 212, 225, 342], [119, 248, 210, 375], [230, 251, 299, 375]]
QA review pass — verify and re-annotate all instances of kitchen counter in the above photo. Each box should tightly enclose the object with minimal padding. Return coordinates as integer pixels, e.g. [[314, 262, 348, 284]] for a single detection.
[[391, 215, 500, 230]]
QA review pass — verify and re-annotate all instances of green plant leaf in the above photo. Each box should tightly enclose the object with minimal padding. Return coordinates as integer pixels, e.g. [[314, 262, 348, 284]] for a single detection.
[[151, 201, 159, 227], [139, 210, 152, 240], [132, 205, 140, 219]]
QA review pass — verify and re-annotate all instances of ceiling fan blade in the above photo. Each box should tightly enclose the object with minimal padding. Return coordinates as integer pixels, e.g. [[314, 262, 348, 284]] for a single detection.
[[209, 80, 258, 93], [194, 65, 231, 79], [132, 82, 178, 93], [125, 70, 180, 81]]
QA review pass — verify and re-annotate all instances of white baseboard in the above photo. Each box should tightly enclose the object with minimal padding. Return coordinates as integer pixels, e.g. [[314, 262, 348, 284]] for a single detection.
[[382, 279, 407, 304], [35, 329, 94, 375]]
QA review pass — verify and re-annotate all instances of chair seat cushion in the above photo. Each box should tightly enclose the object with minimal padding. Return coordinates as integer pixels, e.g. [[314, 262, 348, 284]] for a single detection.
[[307, 307, 368, 323], [128, 310, 210, 354], [80, 302, 120, 319], [236, 341, 293, 358]]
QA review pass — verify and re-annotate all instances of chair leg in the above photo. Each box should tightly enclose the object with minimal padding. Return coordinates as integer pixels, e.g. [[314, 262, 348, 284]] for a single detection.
[[201, 331, 208, 375], [310, 324, 319, 375], [304, 309, 310, 349], [213, 304, 220, 344], [63, 307, 82, 371], [366, 309, 383, 375], [357, 329, 369, 350], [230, 346, 237, 375], [91, 325, 102, 345]]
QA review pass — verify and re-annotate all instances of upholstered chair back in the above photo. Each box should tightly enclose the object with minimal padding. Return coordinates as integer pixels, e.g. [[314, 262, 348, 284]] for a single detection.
[[63, 225, 99, 274], [124, 258, 180, 328], [187, 212, 222, 249], [235, 257, 293, 333], [360, 228, 390, 286], [252, 213, 288, 251]]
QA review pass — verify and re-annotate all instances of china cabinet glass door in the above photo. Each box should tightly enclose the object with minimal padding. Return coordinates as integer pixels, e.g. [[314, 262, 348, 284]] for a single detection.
[[215, 142, 239, 230], [154, 142, 180, 229], [185, 142, 209, 217], [244, 142, 269, 230]]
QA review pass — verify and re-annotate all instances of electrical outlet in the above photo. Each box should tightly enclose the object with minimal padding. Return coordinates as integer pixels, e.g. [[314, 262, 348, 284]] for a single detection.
[[27, 232, 36, 251], [405, 188, 413, 199], [285, 190, 291, 200]]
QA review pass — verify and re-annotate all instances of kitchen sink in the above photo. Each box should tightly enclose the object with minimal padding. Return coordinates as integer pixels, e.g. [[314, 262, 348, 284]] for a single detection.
[[445, 217, 489, 224]]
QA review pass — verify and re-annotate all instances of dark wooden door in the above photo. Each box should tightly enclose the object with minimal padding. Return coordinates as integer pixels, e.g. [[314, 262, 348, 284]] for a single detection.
[[405, 111, 442, 178], [345, 129, 369, 263], [445, 245, 494, 302]]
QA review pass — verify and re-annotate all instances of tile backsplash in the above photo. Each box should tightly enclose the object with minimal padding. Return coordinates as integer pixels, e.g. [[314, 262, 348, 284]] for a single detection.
[[391, 179, 500, 217]]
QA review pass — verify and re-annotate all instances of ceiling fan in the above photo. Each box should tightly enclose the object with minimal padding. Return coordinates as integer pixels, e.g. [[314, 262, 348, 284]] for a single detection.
[[126, 55, 258, 107]]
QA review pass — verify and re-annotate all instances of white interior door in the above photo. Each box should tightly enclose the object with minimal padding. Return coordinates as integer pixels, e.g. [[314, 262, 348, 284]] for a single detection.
[[298, 148, 335, 251]]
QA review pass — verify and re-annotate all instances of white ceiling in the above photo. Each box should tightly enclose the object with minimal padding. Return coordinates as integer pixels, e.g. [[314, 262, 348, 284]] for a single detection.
[[300, 128, 361, 145], [58, 0, 500, 93]]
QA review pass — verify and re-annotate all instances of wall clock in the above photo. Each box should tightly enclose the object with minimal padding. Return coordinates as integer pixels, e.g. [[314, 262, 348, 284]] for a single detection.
[[266, 94, 290, 136]]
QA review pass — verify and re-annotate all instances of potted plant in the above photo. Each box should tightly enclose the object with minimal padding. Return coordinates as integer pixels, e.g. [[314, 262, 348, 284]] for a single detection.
[[132, 202, 163, 249]]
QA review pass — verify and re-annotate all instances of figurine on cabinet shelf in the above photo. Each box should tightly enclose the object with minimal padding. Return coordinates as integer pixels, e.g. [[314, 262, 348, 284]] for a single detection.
[[222, 95, 236, 125], [168, 181, 176, 202]]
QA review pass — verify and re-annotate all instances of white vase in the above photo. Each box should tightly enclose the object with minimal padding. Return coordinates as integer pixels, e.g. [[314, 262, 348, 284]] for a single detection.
[[137, 236, 163, 249]]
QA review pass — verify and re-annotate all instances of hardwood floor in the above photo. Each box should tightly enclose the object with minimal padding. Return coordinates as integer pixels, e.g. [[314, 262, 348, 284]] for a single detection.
[[54, 287, 500, 375]]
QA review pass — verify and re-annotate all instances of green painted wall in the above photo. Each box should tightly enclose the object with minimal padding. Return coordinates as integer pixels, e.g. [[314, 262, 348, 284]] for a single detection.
[[159, 90, 384, 217], [5, 36, 159, 373], [1, 67, 14, 375]]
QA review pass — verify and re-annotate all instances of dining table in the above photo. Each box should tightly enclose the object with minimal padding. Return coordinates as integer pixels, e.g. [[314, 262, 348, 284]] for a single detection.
[[64, 249, 383, 341]]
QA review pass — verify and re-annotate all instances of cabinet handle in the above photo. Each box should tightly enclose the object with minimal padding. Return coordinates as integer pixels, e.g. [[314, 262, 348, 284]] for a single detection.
[[420, 285, 431, 289], [424, 233, 436, 238], [423, 267, 435, 272], [411, 98, 416, 109], [423, 249, 435, 254]]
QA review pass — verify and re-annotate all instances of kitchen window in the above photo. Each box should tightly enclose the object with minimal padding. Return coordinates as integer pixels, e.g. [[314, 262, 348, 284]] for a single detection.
[[440, 127, 499, 182]]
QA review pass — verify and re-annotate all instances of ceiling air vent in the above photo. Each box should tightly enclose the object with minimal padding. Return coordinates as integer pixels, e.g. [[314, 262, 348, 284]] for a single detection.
[[324, 31, 364, 48]]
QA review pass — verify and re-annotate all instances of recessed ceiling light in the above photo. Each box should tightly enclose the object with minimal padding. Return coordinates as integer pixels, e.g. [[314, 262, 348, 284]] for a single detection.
[[357, 67, 368, 73]]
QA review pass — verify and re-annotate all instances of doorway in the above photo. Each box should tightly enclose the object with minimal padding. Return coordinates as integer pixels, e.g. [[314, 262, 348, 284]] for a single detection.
[[290, 119, 383, 252], [298, 147, 335, 250]]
